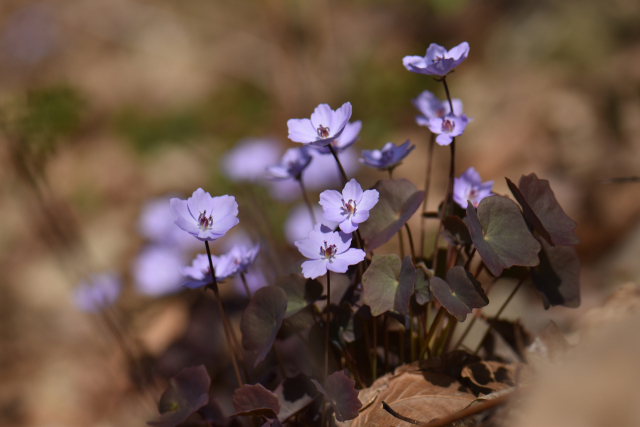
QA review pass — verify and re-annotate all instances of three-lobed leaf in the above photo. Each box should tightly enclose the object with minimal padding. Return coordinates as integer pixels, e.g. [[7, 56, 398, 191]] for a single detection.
[[232, 383, 280, 419], [466, 196, 541, 277], [147, 365, 210, 427], [359, 179, 424, 250], [241, 285, 288, 367], [429, 266, 488, 321], [311, 370, 362, 422], [362, 254, 415, 316], [507, 174, 579, 247], [531, 237, 581, 309]]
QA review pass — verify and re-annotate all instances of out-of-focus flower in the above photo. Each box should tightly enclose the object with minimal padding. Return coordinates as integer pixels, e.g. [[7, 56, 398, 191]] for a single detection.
[[133, 246, 185, 296], [138, 196, 201, 251], [221, 138, 282, 183], [288, 103, 353, 147], [453, 167, 493, 208], [284, 203, 339, 246], [320, 179, 379, 233], [224, 243, 260, 275], [428, 113, 469, 146], [73, 272, 121, 312], [295, 224, 366, 279], [266, 147, 312, 180], [360, 140, 415, 171], [403, 42, 470, 76], [312, 120, 362, 154], [170, 189, 239, 241], [412, 90, 464, 127], [181, 243, 260, 289]]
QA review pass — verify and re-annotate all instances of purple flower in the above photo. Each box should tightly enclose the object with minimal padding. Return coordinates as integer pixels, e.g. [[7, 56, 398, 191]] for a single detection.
[[360, 140, 415, 170], [170, 188, 239, 241], [287, 102, 353, 147], [295, 224, 366, 279], [266, 147, 312, 180], [224, 243, 261, 275], [284, 203, 339, 246], [181, 253, 230, 289], [453, 167, 493, 208], [133, 246, 185, 296], [138, 196, 201, 251], [412, 90, 464, 127], [73, 273, 121, 312], [428, 113, 469, 146], [319, 178, 379, 233], [403, 42, 470, 76], [312, 120, 362, 154], [221, 138, 282, 182]]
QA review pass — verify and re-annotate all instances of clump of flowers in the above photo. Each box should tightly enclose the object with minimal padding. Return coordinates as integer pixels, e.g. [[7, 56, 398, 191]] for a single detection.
[[170, 188, 239, 241], [319, 179, 379, 233], [287, 102, 353, 146]]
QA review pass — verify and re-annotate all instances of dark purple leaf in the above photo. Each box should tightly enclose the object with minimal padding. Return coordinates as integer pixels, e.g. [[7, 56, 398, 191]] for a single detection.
[[362, 254, 415, 316], [429, 266, 489, 322], [241, 285, 288, 367], [274, 374, 316, 422], [441, 215, 472, 246], [232, 383, 280, 419], [311, 370, 362, 422], [414, 266, 433, 305], [147, 365, 210, 427], [359, 179, 424, 250], [507, 174, 580, 246], [466, 197, 541, 277], [276, 273, 324, 318], [531, 237, 581, 309]]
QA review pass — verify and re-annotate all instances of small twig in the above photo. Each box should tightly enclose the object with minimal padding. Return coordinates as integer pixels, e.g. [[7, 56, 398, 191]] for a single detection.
[[382, 401, 422, 425], [298, 176, 317, 224], [405, 223, 416, 260], [328, 144, 348, 184]]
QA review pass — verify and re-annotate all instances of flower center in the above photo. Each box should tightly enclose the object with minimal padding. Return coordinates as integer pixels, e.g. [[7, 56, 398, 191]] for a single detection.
[[317, 124, 330, 139], [341, 199, 357, 217], [437, 107, 446, 118], [320, 240, 337, 260], [198, 210, 213, 230], [442, 119, 454, 133], [432, 55, 443, 63]]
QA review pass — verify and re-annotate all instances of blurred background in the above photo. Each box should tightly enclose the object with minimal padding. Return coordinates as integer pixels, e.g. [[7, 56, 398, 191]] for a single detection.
[[1, 0, 640, 425]]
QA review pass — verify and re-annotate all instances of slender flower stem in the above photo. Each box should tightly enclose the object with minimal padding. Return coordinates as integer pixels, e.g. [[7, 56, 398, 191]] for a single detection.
[[420, 306, 446, 359], [298, 176, 317, 224], [204, 241, 243, 388], [398, 227, 405, 259], [409, 304, 416, 362], [420, 133, 436, 258], [388, 169, 393, 179], [474, 277, 526, 354], [453, 276, 500, 350], [328, 144, 348, 184], [372, 317, 378, 381], [383, 315, 390, 372], [440, 314, 458, 355], [405, 223, 416, 260], [325, 271, 331, 380], [240, 272, 252, 299]]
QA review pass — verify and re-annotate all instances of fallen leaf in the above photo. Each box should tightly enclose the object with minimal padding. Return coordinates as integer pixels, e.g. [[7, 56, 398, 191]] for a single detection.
[[231, 383, 280, 419]]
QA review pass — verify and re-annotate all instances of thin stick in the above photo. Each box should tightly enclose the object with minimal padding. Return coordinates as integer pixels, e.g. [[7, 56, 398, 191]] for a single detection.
[[398, 227, 405, 259], [240, 272, 252, 299], [298, 176, 317, 224], [325, 271, 331, 380], [328, 145, 348, 184], [474, 277, 526, 354], [420, 133, 436, 258], [372, 317, 378, 381], [204, 241, 243, 387], [409, 304, 416, 362], [383, 314, 390, 373], [405, 223, 416, 260], [419, 306, 446, 359], [440, 314, 458, 355]]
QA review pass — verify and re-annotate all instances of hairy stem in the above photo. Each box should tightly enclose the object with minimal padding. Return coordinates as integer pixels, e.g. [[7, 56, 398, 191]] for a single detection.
[[204, 241, 243, 387]]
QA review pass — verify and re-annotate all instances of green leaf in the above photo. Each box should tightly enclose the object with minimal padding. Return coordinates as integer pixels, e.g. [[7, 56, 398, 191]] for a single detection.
[[507, 174, 580, 246], [531, 238, 581, 309], [466, 196, 541, 277], [359, 179, 424, 250], [275, 273, 323, 318], [240, 286, 288, 367], [362, 254, 416, 316], [429, 266, 489, 322]]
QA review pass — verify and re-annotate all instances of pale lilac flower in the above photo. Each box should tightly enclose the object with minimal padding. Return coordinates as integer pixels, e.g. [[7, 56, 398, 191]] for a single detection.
[[133, 246, 185, 296], [181, 253, 237, 289], [360, 140, 415, 171], [224, 243, 260, 275], [428, 113, 469, 146], [138, 197, 201, 251], [287, 102, 353, 147], [403, 42, 470, 76], [319, 179, 379, 234], [266, 147, 312, 180], [453, 167, 493, 208], [412, 90, 464, 127], [284, 203, 339, 246], [295, 224, 366, 279], [74, 273, 121, 312], [221, 138, 282, 182], [312, 120, 362, 154], [170, 188, 239, 241]]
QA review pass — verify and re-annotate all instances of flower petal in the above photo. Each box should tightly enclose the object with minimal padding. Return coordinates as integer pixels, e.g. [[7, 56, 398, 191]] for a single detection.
[[335, 248, 366, 268], [402, 55, 427, 71], [436, 134, 453, 146], [288, 118, 317, 143], [323, 207, 346, 223], [319, 189, 343, 209], [447, 41, 470, 60], [295, 236, 322, 260], [301, 259, 328, 279], [188, 189, 214, 219], [330, 102, 353, 137], [310, 104, 334, 131], [357, 189, 379, 212], [351, 210, 370, 224], [339, 219, 358, 233], [209, 216, 239, 235], [342, 179, 363, 202], [212, 195, 239, 221], [170, 198, 194, 222]]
